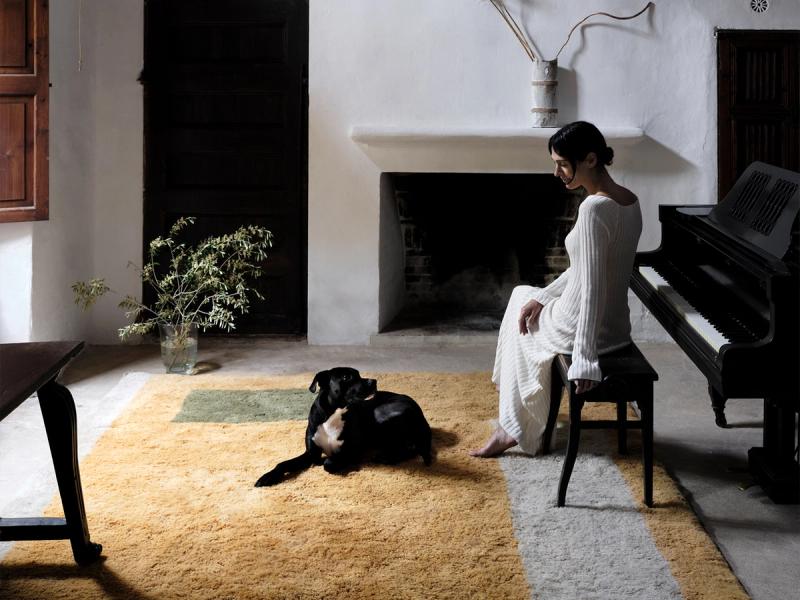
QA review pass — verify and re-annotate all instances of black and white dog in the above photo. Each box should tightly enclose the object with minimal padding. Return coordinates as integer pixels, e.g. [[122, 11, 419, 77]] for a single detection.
[[254, 367, 432, 487]]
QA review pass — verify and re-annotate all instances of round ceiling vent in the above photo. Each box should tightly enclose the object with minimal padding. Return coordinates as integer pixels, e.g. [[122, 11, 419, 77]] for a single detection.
[[750, 0, 769, 13]]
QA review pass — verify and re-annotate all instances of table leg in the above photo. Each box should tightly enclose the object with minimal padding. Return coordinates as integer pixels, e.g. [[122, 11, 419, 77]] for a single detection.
[[38, 377, 102, 565]]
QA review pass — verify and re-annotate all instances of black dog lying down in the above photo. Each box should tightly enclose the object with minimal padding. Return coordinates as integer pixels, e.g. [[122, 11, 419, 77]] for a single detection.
[[254, 367, 432, 487]]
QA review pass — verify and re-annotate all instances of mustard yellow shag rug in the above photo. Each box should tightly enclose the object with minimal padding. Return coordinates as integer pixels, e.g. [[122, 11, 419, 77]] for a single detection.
[[0, 373, 748, 600]]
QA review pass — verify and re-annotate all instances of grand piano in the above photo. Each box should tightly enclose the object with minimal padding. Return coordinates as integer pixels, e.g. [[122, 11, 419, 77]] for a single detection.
[[630, 162, 800, 503]]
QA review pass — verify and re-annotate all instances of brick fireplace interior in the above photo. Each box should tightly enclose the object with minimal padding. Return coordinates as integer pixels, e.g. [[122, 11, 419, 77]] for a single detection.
[[381, 173, 586, 334]]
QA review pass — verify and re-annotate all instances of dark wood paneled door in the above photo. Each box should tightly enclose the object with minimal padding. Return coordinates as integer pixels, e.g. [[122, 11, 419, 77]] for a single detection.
[[717, 30, 800, 200], [0, 0, 49, 223], [143, 0, 308, 334]]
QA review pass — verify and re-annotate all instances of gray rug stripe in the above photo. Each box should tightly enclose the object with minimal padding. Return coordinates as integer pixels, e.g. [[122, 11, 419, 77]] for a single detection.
[[500, 433, 682, 600]]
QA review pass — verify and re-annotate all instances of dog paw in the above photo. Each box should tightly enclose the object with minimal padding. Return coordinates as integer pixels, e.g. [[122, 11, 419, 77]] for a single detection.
[[323, 459, 349, 474], [254, 472, 280, 487]]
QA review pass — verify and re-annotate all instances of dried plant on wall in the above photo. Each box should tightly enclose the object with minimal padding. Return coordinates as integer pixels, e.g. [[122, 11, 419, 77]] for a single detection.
[[487, 1, 654, 63], [486, 1, 655, 126]]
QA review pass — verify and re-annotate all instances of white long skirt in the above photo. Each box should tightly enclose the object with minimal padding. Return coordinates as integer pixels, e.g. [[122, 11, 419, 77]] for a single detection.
[[492, 285, 563, 455]]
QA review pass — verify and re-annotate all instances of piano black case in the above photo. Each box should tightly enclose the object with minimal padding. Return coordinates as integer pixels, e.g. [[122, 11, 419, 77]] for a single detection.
[[631, 161, 800, 503]]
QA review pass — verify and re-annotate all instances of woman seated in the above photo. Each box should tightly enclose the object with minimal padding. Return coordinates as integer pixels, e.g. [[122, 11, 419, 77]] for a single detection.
[[470, 121, 642, 457]]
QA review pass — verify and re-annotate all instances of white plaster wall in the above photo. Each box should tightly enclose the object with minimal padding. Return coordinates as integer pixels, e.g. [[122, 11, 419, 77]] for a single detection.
[[82, 0, 144, 343], [0, 224, 32, 342], [308, 0, 800, 344], [1, 0, 144, 344], [29, 0, 97, 343]]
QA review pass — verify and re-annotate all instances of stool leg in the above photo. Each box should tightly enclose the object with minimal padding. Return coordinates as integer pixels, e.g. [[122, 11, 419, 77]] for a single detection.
[[543, 368, 564, 455], [617, 401, 628, 455], [557, 387, 584, 507], [639, 386, 654, 507]]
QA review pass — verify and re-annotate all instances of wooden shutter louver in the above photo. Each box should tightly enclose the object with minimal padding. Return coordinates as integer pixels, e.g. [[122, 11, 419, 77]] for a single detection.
[[0, 0, 48, 222], [718, 30, 800, 201]]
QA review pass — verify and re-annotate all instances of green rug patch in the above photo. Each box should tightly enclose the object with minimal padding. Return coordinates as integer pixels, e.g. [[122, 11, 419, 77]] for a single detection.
[[173, 389, 312, 423]]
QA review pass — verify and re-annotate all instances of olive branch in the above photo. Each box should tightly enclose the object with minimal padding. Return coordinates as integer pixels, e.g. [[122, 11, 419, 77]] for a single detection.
[[72, 217, 273, 340]]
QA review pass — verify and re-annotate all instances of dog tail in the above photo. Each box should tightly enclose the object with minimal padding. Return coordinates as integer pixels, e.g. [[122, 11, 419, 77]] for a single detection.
[[254, 452, 314, 487]]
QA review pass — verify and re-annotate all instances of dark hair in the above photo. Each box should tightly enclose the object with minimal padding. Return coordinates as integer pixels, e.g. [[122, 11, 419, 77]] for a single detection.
[[548, 121, 614, 172]]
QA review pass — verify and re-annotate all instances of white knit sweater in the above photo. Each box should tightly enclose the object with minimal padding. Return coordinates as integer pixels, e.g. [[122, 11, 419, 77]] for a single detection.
[[529, 193, 643, 381]]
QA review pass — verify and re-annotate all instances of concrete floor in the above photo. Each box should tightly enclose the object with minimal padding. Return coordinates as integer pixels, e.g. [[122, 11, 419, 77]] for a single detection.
[[1, 337, 798, 599]]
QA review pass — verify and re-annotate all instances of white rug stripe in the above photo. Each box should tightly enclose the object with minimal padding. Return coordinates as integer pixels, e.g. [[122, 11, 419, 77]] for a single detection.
[[0, 372, 151, 561], [500, 434, 683, 600]]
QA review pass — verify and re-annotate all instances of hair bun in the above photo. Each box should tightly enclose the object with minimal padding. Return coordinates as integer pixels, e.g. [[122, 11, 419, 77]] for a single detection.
[[548, 121, 614, 171]]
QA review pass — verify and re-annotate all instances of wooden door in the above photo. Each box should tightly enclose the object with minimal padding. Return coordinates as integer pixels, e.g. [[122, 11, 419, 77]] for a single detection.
[[717, 30, 800, 200], [143, 0, 308, 334]]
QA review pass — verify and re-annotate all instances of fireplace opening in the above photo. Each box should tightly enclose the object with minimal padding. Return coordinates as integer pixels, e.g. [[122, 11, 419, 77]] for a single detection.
[[380, 173, 585, 335]]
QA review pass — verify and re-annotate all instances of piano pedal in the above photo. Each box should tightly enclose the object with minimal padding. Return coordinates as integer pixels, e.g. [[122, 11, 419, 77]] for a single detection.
[[737, 479, 757, 492], [726, 466, 756, 490]]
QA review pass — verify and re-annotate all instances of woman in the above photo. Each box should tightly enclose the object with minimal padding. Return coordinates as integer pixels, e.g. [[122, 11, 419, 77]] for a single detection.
[[470, 121, 642, 458]]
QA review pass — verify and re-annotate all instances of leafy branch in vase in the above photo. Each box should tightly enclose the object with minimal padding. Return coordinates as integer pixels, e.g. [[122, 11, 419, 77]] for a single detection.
[[72, 217, 273, 341]]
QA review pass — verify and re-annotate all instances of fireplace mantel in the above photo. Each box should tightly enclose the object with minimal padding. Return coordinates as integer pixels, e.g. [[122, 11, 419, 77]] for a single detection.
[[351, 126, 644, 173]]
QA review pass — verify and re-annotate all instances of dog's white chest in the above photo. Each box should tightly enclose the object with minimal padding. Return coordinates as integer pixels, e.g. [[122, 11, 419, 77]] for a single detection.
[[312, 407, 347, 456]]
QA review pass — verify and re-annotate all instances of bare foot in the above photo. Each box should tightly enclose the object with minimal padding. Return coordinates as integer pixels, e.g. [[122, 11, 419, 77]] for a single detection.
[[469, 427, 518, 457]]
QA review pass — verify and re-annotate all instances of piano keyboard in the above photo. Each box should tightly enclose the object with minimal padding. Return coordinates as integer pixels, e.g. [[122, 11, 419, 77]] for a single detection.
[[637, 266, 730, 352]]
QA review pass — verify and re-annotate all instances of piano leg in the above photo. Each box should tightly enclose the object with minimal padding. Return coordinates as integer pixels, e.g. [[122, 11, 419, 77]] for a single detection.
[[747, 396, 799, 504], [708, 384, 729, 428]]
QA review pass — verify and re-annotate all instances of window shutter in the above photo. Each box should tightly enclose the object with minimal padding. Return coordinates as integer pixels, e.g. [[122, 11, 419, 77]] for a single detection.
[[0, 0, 48, 223], [717, 30, 800, 201]]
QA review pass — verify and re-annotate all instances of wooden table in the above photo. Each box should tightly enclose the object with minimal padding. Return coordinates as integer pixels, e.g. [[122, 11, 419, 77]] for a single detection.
[[0, 341, 102, 565]]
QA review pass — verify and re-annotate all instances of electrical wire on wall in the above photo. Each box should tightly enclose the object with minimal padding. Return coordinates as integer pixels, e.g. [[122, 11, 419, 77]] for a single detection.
[[77, 0, 84, 71]]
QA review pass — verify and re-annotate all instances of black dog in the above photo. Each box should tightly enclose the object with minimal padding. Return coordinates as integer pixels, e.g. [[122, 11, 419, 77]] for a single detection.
[[316, 377, 432, 474], [254, 367, 431, 487]]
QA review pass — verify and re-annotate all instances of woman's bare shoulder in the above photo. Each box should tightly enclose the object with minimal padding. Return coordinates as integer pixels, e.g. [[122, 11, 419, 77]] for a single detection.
[[611, 186, 638, 206]]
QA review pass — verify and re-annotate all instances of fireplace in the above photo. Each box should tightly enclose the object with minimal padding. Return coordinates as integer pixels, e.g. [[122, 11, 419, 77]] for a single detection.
[[379, 172, 585, 335], [301, 125, 648, 345]]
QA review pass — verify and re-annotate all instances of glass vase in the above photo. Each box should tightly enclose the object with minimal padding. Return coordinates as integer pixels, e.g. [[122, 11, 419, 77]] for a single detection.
[[158, 323, 198, 375]]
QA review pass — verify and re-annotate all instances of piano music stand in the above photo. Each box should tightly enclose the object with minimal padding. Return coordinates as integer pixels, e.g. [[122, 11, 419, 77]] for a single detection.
[[0, 342, 103, 565]]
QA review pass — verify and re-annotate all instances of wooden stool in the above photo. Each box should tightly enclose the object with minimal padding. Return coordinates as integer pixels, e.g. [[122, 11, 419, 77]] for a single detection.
[[542, 343, 658, 507]]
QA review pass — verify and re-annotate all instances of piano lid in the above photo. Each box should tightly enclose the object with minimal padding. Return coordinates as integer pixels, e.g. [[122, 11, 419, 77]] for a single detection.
[[707, 162, 800, 260]]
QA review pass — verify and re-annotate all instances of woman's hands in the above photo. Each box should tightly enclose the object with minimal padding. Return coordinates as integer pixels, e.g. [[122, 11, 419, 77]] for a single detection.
[[572, 379, 599, 394], [519, 297, 597, 394], [518, 299, 544, 335]]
